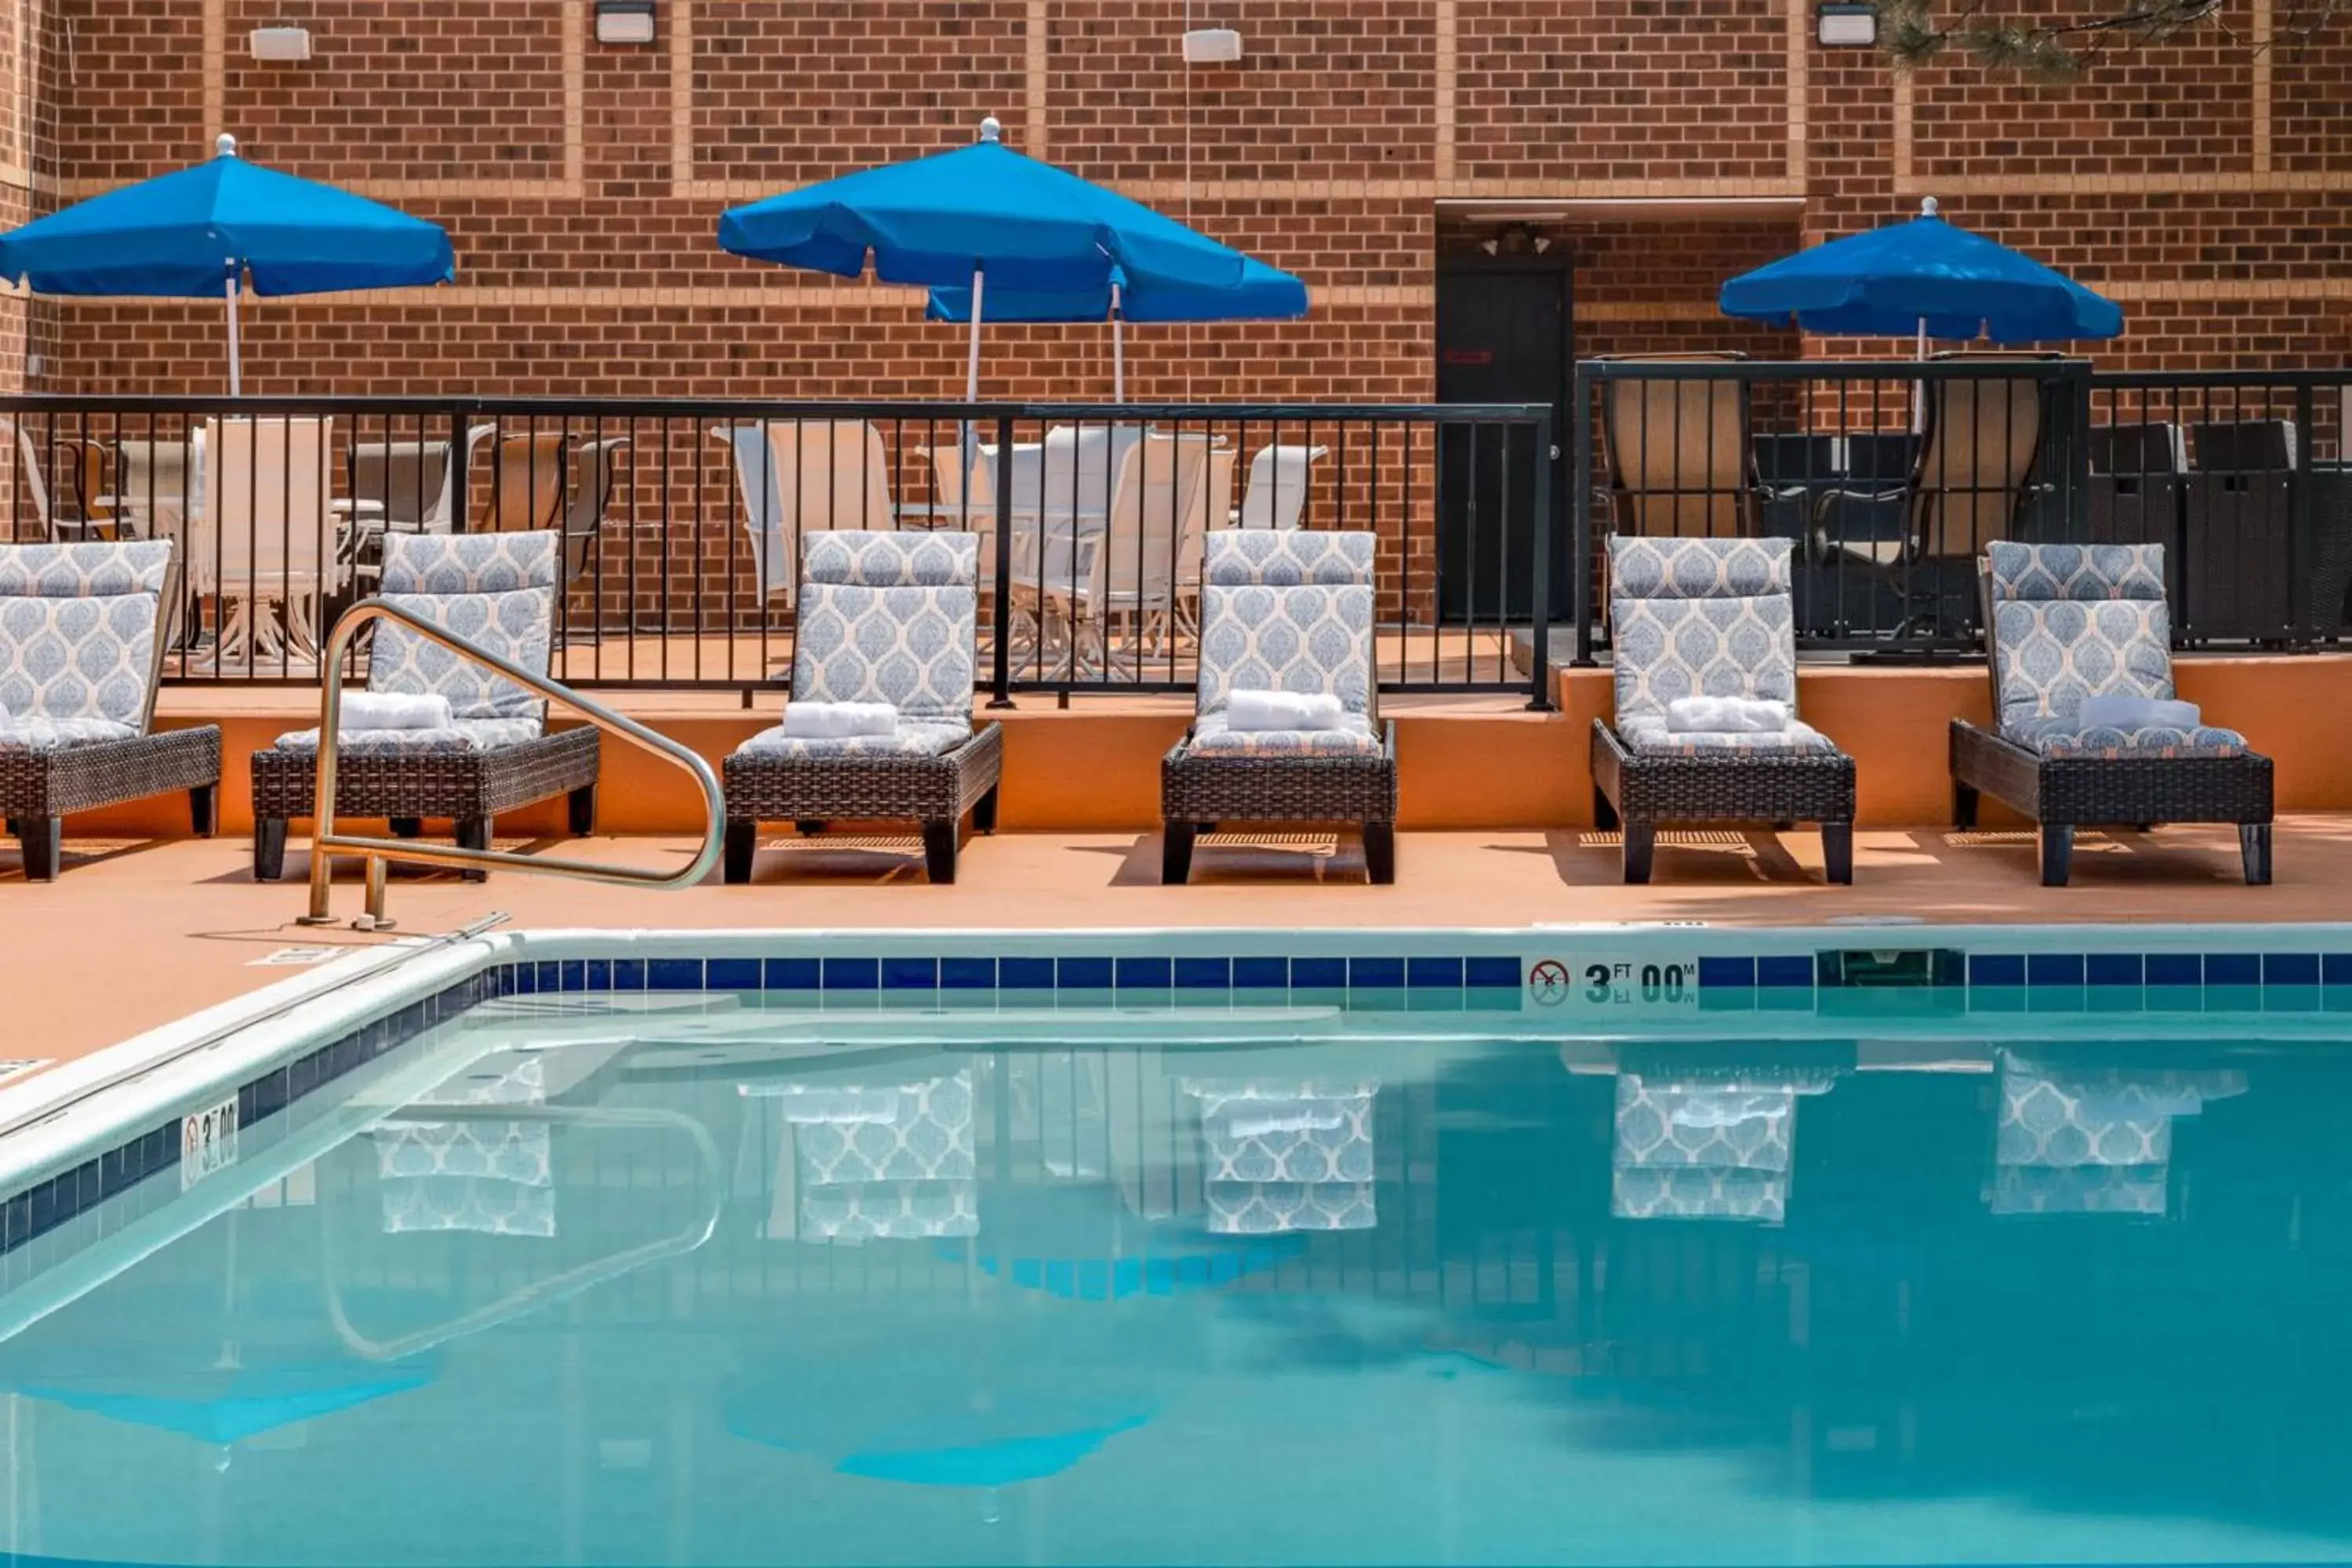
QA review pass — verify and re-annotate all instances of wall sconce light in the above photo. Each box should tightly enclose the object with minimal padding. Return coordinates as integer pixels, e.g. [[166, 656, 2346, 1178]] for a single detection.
[[1180, 28, 1243, 64], [249, 25, 313, 62], [593, 1, 655, 46], [1816, 2, 1879, 45]]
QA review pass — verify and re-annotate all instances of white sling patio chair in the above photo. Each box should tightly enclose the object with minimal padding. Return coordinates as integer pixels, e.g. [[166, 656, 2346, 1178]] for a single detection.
[[206, 416, 340, 662], [713, 419, 892, 603]]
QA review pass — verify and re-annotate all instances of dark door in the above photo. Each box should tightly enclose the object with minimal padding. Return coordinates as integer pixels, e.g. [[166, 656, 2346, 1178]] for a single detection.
[[1436, 257, 1571, 621]]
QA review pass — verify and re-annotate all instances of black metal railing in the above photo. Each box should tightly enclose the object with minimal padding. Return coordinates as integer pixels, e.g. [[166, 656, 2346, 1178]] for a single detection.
[[1571, 358, 2352, 662], [0, 397, 1559, 707]]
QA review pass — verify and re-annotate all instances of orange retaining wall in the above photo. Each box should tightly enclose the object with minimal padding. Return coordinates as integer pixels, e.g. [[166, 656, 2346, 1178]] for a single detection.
[[71, 655, 2352, 839]]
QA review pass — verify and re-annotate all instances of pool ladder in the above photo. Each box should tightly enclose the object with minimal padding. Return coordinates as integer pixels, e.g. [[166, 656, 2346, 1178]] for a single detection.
[[296, 598, 724, 931]]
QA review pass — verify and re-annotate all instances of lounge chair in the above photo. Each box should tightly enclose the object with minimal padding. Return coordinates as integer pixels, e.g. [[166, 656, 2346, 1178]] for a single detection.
[[1950, 540, 2274, 887], [250, 530, 601, 883], [1161, 530, 1396, 885], [0, 539, 221, 880], [1592, 536, 1856, 884], [722, 530, 1002, 885], [1595, 352, 1759, 539]]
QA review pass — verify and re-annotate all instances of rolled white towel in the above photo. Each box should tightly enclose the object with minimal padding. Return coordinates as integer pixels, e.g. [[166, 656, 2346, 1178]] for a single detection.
[[1665, 695, 1790, 734], [2078, 693, 2200, 730], [336, 691, 453, 731], [1227, 689, 1346, 732], [780, 700, 899, 740]]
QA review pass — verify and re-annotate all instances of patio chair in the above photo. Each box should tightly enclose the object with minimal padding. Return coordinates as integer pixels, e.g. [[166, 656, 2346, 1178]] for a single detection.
[[713, 419, 892, 604], [249, 530, 601, 884], [0, 422, 118, 542], [554, 437, 629, 589], [1951, 541, 2274, 887], [0, 539, 221, 880], [208, 416, 341, 662], [1160, 530, 1396, 885], [348, 423, 495, 538], [1048, 431, 1214, 673], [1591, 536, 1856, 884], [1595, 353, 1760, 539], [721, 531, 1002, 885], [1236, 444, 1327, 529]]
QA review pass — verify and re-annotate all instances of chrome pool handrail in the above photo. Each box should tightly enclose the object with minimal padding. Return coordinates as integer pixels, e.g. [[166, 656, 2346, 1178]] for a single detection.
[[297, 597, 724, 930]]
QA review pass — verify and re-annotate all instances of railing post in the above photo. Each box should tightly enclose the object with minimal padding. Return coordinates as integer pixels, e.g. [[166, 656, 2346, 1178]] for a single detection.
[[2065, 361, 2093, 543], [1570, 367, 1596, 667], [1525, 410, 1555, 710], [2292, 380, 2316, 649], [448, 404, 470, 535], [986, 408, 1015, 708]]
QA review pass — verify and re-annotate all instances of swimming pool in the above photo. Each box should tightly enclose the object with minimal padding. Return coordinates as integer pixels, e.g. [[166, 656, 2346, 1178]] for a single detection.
[[7, 926, 2352, 1567]]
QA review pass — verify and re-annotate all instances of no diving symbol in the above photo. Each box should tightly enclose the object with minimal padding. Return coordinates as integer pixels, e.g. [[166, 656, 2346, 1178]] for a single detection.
[[1529, 960, 1572, 1006]]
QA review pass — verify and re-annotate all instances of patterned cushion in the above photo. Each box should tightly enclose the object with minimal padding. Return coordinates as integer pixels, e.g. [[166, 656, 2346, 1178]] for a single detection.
[[1203, 529, 1374, 588], [1187, 710, 1385, 757], [1196, 532, 1376, 718], [1985, 541, 2167, 604], [370, 533, 557, 720], [2004, 714, 2248, 760], [1608, 537, 1802, 727], [1614, 1168, 1791, 1224], [273, 717, 545, 755], [0, 540, 170, 731], [792, 532, 978, 722], [735, 718, 972, 760], [376, 1058, 554, 1237], [1186, 1078, 1379, 1236], [0, 716, 141, 753], [1610, 1071, 1835, 1224], [1616, 715, 1839, 757], [1991, 1054, 2245, 1217], [1985, 542, 2187, 740]]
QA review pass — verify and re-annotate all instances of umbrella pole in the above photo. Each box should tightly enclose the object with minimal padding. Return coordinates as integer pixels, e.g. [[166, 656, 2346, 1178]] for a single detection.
[[225, 267, 241, 397], [1112, 281, 1125, 403], [1912, 315, 1926, 435], [966, 266, 985, 403]]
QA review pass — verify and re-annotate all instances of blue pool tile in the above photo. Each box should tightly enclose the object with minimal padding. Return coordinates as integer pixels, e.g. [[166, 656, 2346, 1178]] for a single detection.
[[2026, 953, 2085, 988], [1407, 956, 1465, 989], [647, 957, 702, 991], [1465, 956, 1521, 989], [822, 957, 880, 992], [1755, 955, 1813, 989], [880, 957, 938, 991], [764, 956, 820, 991], [1058, 956, 1114, 990], [560, 960, 586, 993], [2325, 953, 2352, 987], [940, 957, 996, 990], [2144, 953, 2201, 987], [999, 956, 1056, 990], [2265, 953, 2321, 987], [510, 963, 538, 996], [1291, 956, 1348, 990], [1697, 956, 1755, 989], [1174, 957, 1231, 990], [2267, 985, 2321, 1013], [1968, 953, 2027, 988], [585, 959, 612, 992], [1232, 956, 1288, 990], [706, 957, 760, 991], [608, 958, 644, 991], [1351, 956, 1406, 990], [1465, 986, 1522, 1012], [1116, 956, 1174, 990], [2085, 953, 2143, 987], [2204, 953, 2260, 988]]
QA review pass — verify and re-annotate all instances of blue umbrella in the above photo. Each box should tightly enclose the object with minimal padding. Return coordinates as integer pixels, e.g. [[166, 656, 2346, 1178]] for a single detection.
[[1719, 198, 2122, 346], [0, 132, 455, 392], [925, 259, 1308, 399], [718, 116, 1254, 399]]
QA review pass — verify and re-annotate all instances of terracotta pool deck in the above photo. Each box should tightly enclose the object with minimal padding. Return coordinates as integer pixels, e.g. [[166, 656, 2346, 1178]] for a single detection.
[[9, 818, 2350, 1070]]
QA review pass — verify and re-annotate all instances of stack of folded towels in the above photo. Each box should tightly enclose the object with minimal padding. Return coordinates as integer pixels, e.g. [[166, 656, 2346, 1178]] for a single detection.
[[779, 700, 899, 740], [336, 692, 453, 732], [1227, 689, 1346, 732], [1664, 695, 1788, 734], [2076, 693, 2200, 728]]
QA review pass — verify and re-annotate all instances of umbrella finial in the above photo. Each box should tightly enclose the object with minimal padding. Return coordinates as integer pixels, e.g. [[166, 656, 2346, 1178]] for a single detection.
[[978, 116, 1002, 145], [216, 132, 237, 159], [1920, 195, 1939, 219]]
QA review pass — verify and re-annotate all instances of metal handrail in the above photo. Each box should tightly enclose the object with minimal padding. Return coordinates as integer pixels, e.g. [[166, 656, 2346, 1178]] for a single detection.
[[298, 598, 725, 931]]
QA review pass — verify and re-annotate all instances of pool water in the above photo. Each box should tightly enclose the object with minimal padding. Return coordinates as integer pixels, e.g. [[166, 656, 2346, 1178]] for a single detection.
[[7, 1001, 2352, 1566]]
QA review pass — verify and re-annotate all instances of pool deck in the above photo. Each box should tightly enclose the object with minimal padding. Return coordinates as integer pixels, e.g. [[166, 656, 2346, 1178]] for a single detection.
[[12, 817, 2350, 1070]]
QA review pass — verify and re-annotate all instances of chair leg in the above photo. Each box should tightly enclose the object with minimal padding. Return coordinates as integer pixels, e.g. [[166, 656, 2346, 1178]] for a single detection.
[[189, 783, 219, 838], [567, 782, 597, 837], [1952, 779, 1980, 828], [253, 818, 289, 882], [2039, 824, 2074, 887], [456, 817, 491, 883], [1162, 822, 1197, 885], [388, 817, 423, 839], [972, 784, 1000, 835], [1592, 785, 1620, 831], [2240, 822, 2274, 886], [1823, 822, 1855, 885], [794, 819, 826, 836], [921, 820, 959, 884], [1363, 822, 1396, 885], [1622, 825, 1657, 884], [723, 821, 757, 884], [18, 817, 61, 881]]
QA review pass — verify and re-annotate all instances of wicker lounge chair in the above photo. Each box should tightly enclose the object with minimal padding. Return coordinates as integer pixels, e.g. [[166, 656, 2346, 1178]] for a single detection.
[[1592, 536, 1856, 884], [1950, 541, 2274, 887], [250, 530, 599, 883], [0, 539, 220, 880], [1161, 530, 1396, 885], [722, 530, 1001, 885]]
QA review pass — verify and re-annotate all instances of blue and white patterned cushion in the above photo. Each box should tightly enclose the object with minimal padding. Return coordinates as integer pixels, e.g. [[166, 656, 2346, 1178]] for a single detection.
[[1608, 538, 1807, 732], [1610, 1070, 1835, 1224], [735, 718, 972, 760], [0, 716, 140, 753], [1985, 541, 2168, 605], [1991, 1054, 2245, 1217], [368, 532, 557, 722], [376, 1058, 554, 1237], [1188, 710, 1385, 757], [1185, 1078, 1379, 1236], [1616, 715, 1840, 757], [1196, 531, 1375, 717], [0, 539, 170, 731], [2003, 714, 2247, 760], [1614, 1167, 1792, 1223], [790, 532, 977, 723], [272, 717, 545, 755], [793, 1073, 977, 1185], [1983, 542, 2213, 756]]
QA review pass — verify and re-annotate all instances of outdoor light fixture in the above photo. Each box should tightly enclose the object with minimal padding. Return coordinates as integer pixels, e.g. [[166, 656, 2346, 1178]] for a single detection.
[[1181, 27, 1243, 64], [1816, 2, 1878, 45], [248, 25, 313, 62], [593, 1, 655, 46]]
